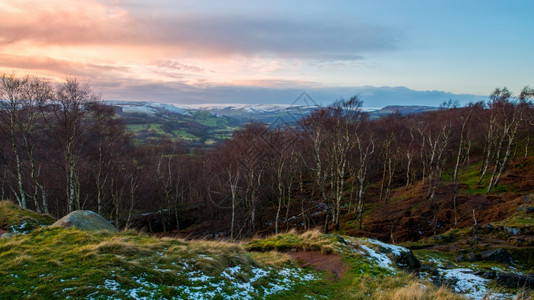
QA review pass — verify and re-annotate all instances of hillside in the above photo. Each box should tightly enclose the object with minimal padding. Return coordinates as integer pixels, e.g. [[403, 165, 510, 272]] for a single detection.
[[106, 101, 437, 146], [2, 82, 534, 298], [107, 101, 318, 147], [0, 201, 532, 299]]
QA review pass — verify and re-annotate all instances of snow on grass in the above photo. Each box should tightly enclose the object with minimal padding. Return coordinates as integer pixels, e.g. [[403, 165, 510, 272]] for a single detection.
[[9, 221, 31, 234], [416, 252, 519, 300], [94, 258, 318, 299], [487, 293, 516, 300], [127, 276, 159, 300], [365, 238, 409, 256], [359, 244, 396, 272], [218, 265, 317, 299], [103, 279, 120, 292], [197, 254, 214, 260], [439, 268, 490, 300], [426, 256, 446, 268]]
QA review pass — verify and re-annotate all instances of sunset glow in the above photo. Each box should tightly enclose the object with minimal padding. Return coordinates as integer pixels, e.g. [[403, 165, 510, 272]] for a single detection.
[[1, 0, 533, 105]]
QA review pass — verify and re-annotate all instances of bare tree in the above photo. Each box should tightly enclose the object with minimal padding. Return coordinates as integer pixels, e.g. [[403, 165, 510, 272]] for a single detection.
[[228, 168, 241, 239], [486, 89, 526, 191], [0, 74, 29, 208], [300, 109, 333, 233], [51, 78, 98, 212], [20, 77, 53, 213], [354, 134, 374, 230]]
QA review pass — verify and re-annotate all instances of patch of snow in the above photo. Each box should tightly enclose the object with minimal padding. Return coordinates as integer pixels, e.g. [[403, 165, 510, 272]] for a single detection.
[[148, 102, 190, 115], [425, 256, 445, 268], [224, 265, 241, 276], [97, 257, 316, 299], [198, 254, 214, 260], [487, 293, 516, 300], [107, 101, 191, 115], [179, 103, 291, 111], [360, 244, 396, 272], [365, 238, 409, 256], [10, 222, 29, 234], [153, 266, 173, 272], [189, 273, 213, 283], [127, 276, 158, 300], [120, 105, 157, 115], [439, 268, 490, 300], [103, 279, 120, 292]]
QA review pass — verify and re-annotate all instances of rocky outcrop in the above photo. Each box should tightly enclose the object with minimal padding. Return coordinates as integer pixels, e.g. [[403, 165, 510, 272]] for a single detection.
[[52, 210, 117, 232], [496, 272, 534, 289], [362, 239, 421, 273], [391, 249, 421, 272], [480, 248, 513, 265]]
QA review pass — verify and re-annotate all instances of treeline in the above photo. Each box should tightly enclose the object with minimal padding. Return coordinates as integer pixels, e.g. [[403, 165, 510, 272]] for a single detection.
[[0, 74, 189, 227], [199, 87, 534, 238], [1, 74, 534, 239]]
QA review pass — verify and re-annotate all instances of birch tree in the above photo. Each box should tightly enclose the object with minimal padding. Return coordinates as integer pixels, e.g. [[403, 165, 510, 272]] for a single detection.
[[0, 74, 28, 208], [53, 78, 97, 212]]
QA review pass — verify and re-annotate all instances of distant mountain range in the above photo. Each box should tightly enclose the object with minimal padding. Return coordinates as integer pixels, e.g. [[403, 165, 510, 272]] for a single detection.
[[106, 101, 438, 120], [105, 100, 439, 146], [104, 85, 488, 107]]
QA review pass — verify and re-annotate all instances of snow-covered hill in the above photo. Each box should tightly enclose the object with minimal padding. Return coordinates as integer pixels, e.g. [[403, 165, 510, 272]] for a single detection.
[[106, 101, 192, 116]]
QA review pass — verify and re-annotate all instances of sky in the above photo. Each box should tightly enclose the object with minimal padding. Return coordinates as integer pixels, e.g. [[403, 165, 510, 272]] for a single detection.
[[0, 0, 533, 106]]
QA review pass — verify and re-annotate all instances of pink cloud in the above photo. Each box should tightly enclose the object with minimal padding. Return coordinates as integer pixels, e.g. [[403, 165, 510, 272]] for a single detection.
[[0, 0, 396, 58], [0, 1, 138, 46]]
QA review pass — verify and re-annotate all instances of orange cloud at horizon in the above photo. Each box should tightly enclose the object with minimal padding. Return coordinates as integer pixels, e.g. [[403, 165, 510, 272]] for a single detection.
[[0, 1, 221, 86], [3, 0, 454, 103]]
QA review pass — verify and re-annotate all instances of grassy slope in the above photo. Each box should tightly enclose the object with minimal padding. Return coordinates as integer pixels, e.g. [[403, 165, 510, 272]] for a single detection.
[[2, 153, 534, 299], [0, 227, 319, 299], [1, 227, 463, 299], [0, 201, 458, 300], [0, 201, 55, 234], [0, 197, 530, 299], [124, 111, 238, 145]]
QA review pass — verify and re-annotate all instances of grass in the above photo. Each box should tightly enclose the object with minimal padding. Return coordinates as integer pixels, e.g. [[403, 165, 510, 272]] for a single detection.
[[126, 123, 166, 134], [0, 228, 322, 299], [403, 227, 472, 249], [0, 224, 439, 299], [245, 229, 336, 254], [495, 211, 533, 230], [1, 213, 530, 299], [123, 110, 242, 145], [266, 233, 462, 299], [456, 163, 512, 194], [0, 200, 55, 233], [192, 111, 227, 127], [172, 129, 201, 141]]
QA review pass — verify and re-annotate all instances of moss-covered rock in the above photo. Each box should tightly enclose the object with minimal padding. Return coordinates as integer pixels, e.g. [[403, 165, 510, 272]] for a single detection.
[[52, 210, 118, 232]]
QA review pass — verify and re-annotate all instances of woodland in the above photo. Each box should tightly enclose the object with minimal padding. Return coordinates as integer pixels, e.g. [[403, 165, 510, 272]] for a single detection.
[[1, 73, 534, 242]]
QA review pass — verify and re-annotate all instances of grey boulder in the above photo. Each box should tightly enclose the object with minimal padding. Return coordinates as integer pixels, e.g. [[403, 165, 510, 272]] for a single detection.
[[52, 210, 118, 232]]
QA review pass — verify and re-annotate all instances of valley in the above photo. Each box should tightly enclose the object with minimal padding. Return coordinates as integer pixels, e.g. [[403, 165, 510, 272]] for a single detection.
[[108, 101, 437, 147]]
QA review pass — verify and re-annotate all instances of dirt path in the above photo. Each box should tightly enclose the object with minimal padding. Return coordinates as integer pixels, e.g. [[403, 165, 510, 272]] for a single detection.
[[288, 251, 348, 280]]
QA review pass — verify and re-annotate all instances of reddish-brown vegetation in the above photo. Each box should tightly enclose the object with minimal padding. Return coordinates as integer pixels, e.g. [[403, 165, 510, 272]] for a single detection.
[[288, 251, 348, 280], [2, 74, 534, 245]]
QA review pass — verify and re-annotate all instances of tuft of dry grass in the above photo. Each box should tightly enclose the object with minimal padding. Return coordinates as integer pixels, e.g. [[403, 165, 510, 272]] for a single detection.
[[249, 250, 293, 268], [383, 282, 461, 300], [245, 229, 337, 254]]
